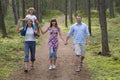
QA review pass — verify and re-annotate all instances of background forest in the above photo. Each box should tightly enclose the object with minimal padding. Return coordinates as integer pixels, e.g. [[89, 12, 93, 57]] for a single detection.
[[0, 0, 120, 80]]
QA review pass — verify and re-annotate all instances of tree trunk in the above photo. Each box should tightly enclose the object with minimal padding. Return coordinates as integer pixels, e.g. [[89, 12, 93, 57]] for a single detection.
[[69, 0, 73, 24], [98, 0, 110, 55], [74, 0, 78, 16], [38, 0, 42, 22], [109, 0, 115, 18], [115, 0, 120, 14], [65, 0, 68, 27], [22, 0, 25, 25], [37, 0, 40, 21], [87, 0, 91, 35], [0, 0, 7, 38], [12, 0, 20, 25], [1, 0, 9, 16]]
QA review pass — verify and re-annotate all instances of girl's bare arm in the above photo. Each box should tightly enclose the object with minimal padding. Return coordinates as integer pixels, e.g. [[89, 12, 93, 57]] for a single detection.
[[58, 28, 64, 42], [39, 25, 49, 34], [16, 20, 23, 32]]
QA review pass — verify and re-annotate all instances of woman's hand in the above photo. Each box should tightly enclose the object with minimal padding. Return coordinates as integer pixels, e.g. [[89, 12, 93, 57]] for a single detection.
[[64, 41, 68, 45]]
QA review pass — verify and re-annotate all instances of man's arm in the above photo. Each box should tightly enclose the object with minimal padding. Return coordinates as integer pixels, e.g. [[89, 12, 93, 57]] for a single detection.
[[87, 35, 91, 45]]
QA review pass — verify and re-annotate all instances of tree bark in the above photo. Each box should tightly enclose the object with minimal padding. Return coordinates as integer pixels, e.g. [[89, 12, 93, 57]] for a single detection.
[[0, 0, 7, 38], [109, 0, 115, 18], [74, 0, 78, 16], [22, 0, 25, 25], [87, 0, 91, 35], [12, 0, 20, 25], [69, 0, 73, 24], [98, 0, 110, 55], [65, 0, 68, 27]]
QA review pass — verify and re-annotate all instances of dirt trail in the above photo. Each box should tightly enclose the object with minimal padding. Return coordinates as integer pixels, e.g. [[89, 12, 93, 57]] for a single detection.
[[10, 16, 93, 80]]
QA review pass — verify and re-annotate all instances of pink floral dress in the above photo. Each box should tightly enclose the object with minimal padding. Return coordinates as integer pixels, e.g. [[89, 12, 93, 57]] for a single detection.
[[48, 27, 60, 51]]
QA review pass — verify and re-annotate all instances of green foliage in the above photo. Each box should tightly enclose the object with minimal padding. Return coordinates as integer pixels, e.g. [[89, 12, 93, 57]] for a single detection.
[[85, 17, 120, 80], [76, 10, 112, 18], [0, 37, 24, 79], [42, 10, 63, 22]]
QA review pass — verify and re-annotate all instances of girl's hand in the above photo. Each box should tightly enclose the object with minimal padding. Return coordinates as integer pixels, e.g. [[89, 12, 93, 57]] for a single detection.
[[64, 42, 68, 45], [34, 30, 37, 34], [17, 20, 21, 24]]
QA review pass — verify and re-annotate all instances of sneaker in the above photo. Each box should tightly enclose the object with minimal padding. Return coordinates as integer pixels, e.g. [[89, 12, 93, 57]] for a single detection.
[[30, 66, 34, 70], [52, 65, 56, 69], [75, 67, 81, 72], [24, 68, 28, 73], [49, 65, 53, 70]]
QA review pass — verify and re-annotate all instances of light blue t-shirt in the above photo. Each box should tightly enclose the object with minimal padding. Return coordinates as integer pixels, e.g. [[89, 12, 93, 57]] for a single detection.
[[67, 22, 90, 44]]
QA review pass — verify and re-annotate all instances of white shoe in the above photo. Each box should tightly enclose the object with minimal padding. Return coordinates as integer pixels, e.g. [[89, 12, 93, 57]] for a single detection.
[[52, 65, 56, 69], [75, 66, 81, 72], [49, 65, 53, 70]]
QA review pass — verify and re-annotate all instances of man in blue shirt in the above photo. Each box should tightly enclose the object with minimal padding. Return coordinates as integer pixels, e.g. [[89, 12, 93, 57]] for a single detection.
[[65, 15, 91, 72]]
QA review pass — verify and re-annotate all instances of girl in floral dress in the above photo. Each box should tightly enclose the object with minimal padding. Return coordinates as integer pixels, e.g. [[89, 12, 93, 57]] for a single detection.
[[40, 18, 64, 70]]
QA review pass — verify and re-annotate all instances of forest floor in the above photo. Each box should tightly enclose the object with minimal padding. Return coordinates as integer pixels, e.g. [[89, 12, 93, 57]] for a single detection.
[[10, 16, 93, 80]]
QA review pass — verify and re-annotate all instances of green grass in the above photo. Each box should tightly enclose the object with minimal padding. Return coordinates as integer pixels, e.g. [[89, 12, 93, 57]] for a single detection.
[[85, 17, 120, 80], [42, 9, 63, 22]]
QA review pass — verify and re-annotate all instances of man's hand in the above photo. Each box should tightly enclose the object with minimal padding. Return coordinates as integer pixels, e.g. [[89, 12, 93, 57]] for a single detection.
[[87, 40, 91, 45]]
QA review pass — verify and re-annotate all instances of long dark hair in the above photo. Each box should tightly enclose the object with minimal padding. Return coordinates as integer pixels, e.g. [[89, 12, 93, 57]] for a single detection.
[[50, 18, 58, 28]]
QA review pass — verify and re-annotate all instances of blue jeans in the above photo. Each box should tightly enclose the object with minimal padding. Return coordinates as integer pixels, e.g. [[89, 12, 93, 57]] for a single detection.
[[49, 48, 57, 60], [24, 41, 36, 62]]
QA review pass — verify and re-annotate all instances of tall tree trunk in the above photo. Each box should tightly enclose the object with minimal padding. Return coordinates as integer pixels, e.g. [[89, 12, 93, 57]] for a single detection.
[[2, 0, 9, 16], [69, 0, 73, 24], [37, 0, 40, 22], [74, 0, 78, 16], [109, 0, 115, 18], [65, 0, 68, 27], [115, 0, 120, 14], [0, 0, 7, 38], [87, 0, 91, 35], [12, 0, 20, 25], [22, 0, 25, 25], [98, 0, 110, 55], [38, 0, 42, 22]]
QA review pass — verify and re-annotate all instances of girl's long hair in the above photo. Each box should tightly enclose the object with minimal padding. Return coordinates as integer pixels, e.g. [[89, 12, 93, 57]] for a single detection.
[[50, 18, 58, 28]]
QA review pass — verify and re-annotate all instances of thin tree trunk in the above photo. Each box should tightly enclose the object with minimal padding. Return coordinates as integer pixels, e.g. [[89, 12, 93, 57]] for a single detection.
[[65, 0, 68, 27], [69, 0, 73, 24], [12, 0, 20, 25], [22, 0, 25, 25], [87, 0, 91, 35], [109, 0, 115, 18], [0, 0, 7, 38], [74, 0, 77, 16], [98, 0, 110, 55]]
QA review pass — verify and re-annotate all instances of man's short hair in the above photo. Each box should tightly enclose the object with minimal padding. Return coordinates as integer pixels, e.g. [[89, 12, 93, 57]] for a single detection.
[[76, 15, 82, 19]]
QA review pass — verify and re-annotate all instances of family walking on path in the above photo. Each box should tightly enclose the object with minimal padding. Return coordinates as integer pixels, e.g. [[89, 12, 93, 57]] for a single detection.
[[14, 7, 93, 80]]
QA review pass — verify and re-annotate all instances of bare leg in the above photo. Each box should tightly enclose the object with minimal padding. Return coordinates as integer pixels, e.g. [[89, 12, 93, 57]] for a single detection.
[[80, 56, 84, 67], [50, 60, 52, 65], [31, 61, 34, 69], [24, 62, 29, 72], [53, 60, 56, 65], [75, 55, 81, 72]]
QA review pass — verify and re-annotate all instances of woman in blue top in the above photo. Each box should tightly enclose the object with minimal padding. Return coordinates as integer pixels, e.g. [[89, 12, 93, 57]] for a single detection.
[[16, 19, 39, 72]]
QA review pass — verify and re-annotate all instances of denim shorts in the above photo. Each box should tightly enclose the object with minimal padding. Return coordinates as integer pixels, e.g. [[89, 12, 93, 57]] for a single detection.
[[24, 41, 36, 62], [49, 48, 57, 60]]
